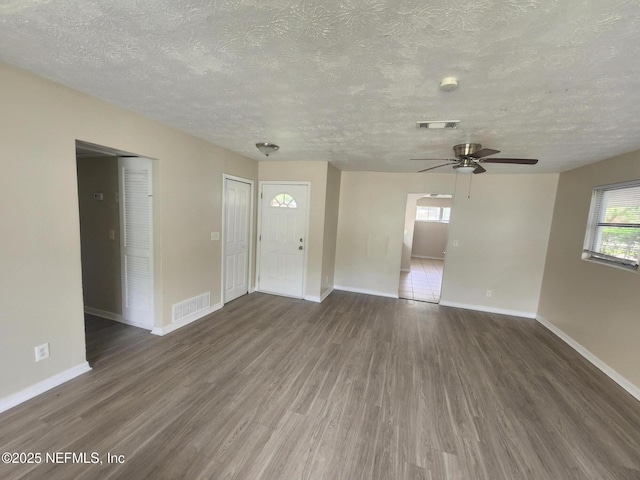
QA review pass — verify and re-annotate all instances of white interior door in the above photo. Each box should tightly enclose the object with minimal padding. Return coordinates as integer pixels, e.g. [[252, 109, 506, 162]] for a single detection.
[[224, 177, 251, 303], [259, 183, 308, 298], [118, 157, 154, 329]]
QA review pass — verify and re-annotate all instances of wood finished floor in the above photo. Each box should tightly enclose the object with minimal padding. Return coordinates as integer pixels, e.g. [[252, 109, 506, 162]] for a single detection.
[[1, 292, 640, 479]]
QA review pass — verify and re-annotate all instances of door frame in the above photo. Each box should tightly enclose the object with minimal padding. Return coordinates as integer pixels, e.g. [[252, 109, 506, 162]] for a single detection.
[[256, 181, 311, 299], [221, 174, 255, 306]]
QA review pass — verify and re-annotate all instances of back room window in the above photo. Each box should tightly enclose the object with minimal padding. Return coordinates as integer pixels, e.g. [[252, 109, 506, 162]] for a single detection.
[[583, 181, 640, 270]]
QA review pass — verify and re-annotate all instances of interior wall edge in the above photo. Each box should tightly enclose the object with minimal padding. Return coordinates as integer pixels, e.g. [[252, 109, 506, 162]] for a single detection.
[[438, 301, 536, 319], [536, 315, 640, 402], [0, 362, 92, 414]]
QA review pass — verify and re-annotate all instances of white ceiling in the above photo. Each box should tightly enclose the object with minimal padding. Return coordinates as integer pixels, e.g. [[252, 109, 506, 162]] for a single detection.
[[2, 0, 640, 173]]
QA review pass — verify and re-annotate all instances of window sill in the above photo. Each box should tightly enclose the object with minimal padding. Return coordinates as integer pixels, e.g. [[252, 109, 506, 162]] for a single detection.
[[581, 255, 639, 273]]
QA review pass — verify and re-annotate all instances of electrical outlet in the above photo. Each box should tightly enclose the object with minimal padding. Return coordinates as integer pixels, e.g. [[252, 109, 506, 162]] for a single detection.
[[211, 232, 220, 241], [486, 290, 492, 298], [109, 229, 115, 240], [35, 343, 50, 362]]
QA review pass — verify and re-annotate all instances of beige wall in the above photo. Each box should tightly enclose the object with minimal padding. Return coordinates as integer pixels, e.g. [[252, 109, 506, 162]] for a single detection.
[[0, 62, 257, 401], [442, 174, 558, 315], [537, 150, 640, 389], [335, 172, 558, 316], [77, 157, 121, 315], [335, 172, 457, 296], [258, 161, 329, 300], [412, 197, 452, 259], [412, 222, 448, 259], [321, 163, 341, 297]]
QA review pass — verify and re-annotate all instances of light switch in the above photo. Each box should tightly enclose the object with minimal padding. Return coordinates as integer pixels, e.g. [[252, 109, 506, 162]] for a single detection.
[[92, 192, 104, 201], [211, 232, 220, 241], [109, 229, 115, 240], [453, 240, 459, 247]]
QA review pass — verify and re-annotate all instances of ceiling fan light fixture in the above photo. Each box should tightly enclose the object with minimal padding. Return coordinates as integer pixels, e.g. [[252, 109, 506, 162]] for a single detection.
[[456, 166, 475, 174], [255, 142, 279, 156]]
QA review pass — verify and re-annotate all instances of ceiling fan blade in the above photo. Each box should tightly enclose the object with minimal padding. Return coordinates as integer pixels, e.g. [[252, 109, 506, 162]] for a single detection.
[[410, 158, 452, 161], [472, 165, 486, 174], [481, 158, 538, 164], [469, 148, 500, 159], [418, 163, 456, 173]]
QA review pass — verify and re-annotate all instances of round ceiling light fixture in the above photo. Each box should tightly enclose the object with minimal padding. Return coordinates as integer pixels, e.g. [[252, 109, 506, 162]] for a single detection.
[[255, 142, 279, 156], [439, 77, 459, 92]]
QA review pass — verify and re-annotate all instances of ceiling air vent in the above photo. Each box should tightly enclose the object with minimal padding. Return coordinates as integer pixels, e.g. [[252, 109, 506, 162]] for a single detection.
[[416, 120, 459, 129]]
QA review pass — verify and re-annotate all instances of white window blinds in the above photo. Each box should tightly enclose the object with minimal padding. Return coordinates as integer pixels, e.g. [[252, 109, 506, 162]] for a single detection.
[[583, 181, 640, 269]]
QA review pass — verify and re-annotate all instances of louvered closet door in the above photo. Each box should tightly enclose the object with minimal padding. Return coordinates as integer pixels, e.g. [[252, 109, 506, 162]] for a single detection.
[[118, 157, 154, 329]]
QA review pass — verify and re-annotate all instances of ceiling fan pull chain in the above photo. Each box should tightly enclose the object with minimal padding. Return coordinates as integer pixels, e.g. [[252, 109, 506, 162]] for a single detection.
[[468, 174, 473, 198]]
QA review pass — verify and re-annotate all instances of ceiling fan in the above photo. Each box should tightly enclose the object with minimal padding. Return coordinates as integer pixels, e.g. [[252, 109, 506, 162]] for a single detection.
[[412, 143, 538, 174]]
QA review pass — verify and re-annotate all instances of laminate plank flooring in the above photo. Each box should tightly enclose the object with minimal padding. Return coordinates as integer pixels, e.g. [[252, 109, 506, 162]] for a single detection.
[[1, 292, 639, 479]]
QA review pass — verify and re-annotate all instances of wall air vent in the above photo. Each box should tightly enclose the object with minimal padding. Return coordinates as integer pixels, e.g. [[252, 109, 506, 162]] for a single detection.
[[416, 120, 460, 129], [172, 292, 210, 323]]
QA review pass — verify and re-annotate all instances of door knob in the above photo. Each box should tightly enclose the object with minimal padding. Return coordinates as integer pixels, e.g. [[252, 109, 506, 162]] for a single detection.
[[300, 238, 303, 242], [299, 246, 303, 250]]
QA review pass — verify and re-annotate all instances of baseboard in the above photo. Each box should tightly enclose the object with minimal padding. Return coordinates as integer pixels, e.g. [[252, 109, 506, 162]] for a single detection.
[[0, 362, 92, 414], [320, 287, 334, 302], [84, 306, 151, 330], [438, 300, 536, 319], [536, 316, 640, 402], [334, 285, 399, 299], [400, 268, 410, 273], [304, 287, 334, 303], [151, 302, 223, 336], [411, 255, 445, 260]]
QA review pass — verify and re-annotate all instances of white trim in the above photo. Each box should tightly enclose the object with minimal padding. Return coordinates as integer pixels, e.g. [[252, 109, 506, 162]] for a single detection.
[[84, 306, 151, 330], [320, 287, 334, 302], [411, 255, 445, 260], [438, 300, 536, 319], [221, 174, 255, 306], [334, 285, 399, 299], [400, 268, 410, 273], [151, 302, 222, 336], [536, 316, 640, 402], [0, 362, 91, 414], [304, 287, 333, 303]]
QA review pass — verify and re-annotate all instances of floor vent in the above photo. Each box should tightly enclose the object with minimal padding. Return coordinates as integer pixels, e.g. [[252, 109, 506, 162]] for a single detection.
[[173, 292, 210, 323]]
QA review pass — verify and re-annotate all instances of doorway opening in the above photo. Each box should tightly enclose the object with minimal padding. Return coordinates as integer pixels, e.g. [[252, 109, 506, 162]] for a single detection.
[[76, 140, 155, 366], [399, 193, 451, 303]]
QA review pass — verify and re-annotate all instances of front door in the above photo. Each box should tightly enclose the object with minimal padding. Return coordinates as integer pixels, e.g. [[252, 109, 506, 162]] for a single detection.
[[258, 183, 308, 298], [224, 177, 251, 303]]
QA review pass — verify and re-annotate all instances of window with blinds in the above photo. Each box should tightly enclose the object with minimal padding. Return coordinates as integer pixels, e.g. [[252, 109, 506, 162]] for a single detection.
[[416, 206, 451, 223], [583, 181, 640, 270]]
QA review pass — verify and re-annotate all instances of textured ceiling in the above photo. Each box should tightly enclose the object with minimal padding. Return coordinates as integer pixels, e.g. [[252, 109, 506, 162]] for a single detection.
[[2, 0, 640, 173]]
